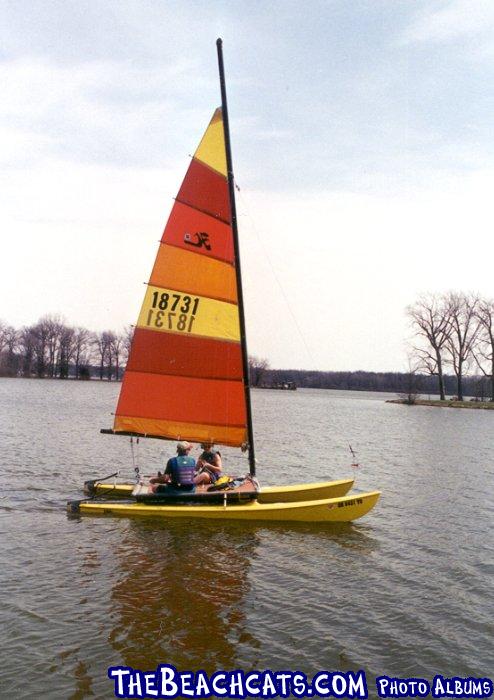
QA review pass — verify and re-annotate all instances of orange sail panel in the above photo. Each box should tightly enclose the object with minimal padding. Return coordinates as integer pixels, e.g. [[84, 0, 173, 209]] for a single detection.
[[150, 245, 237, 303], [113, 108, 247, 447]]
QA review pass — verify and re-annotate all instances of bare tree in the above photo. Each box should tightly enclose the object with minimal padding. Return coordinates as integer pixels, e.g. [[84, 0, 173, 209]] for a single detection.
[[25, 315, 64, 377], [0, 322, 19, 376], [122, 325, 134, 368], [248, 356, 270, 387], [407, 294, 450, 400], [57, 325, 75, 379], [18, 326, 36, 376], [473, 297, 494, 401], [445, 292, 481, 401], [398, 356, 423, 405], [73, 327, 93, 379], [43, 315, 65, 377], [31, 321, 49, 377], [93, 331, 113, 380], [0, 321, 6, 353], [110, 332, 124, 381]]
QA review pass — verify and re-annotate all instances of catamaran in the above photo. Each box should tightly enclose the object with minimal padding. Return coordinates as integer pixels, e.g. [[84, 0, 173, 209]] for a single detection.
[[69, 39, 380, 522]]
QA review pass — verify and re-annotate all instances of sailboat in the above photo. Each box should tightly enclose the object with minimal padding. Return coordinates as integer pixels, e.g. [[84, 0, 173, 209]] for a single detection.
[[70, 40, 380, 522]]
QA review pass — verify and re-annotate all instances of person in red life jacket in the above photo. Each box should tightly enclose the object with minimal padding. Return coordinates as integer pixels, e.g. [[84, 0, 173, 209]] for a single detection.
[[150, 441, 196, 491], [193, 441, 222, 485]]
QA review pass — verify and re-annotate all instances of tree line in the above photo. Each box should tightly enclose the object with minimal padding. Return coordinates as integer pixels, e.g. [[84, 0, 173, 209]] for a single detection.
[[249, 361, 490, 398], [0, 315, 131, 380]]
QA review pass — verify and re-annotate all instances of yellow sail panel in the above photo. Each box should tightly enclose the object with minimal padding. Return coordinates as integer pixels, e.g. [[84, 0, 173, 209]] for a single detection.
[[113, 416, 247, 447], [194, 108, 227, 177], [136, 285, 240, 342]]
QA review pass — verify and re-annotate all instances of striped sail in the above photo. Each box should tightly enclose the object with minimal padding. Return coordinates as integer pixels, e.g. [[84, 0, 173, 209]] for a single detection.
[[113, 109, 247, 447]]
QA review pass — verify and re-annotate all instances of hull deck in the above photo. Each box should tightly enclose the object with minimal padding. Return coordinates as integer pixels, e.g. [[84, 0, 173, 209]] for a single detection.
[[133, 480, 258, 504]]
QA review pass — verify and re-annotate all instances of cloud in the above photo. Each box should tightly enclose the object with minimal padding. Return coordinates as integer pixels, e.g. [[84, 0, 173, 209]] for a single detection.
[[0, 56, 214, 169], [400, 0, 494, 45]]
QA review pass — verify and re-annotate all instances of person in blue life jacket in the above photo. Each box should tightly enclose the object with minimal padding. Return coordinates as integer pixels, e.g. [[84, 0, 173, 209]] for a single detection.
[[193, 440, 222, 485], [150, 441, 196, 491]]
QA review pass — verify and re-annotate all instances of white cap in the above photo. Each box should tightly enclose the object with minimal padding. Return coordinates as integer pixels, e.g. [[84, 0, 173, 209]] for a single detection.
[[177, 441, 192, 451]]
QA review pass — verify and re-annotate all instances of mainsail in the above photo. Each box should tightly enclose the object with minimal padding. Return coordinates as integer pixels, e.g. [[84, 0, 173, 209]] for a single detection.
[[112, 108, 248, 447]]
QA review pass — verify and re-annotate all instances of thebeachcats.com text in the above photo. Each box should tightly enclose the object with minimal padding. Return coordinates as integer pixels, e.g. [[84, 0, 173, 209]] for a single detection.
[[107, 665, 493, 699]]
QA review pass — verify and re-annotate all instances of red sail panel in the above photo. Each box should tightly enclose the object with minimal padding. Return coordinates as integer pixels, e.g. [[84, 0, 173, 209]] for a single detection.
[[176, 158, 230, 223], [112, 108, 247, 447], [161, 201, 234, 264], [115, 372, 246, 427], [126, 329, 243, 380]]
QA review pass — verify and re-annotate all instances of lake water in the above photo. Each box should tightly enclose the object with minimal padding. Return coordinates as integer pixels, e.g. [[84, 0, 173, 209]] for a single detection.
[[0, 378, 492, 699]]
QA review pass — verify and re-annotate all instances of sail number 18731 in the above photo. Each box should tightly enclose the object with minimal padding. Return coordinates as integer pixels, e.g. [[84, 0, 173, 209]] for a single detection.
[[146, 292, 200, 333]]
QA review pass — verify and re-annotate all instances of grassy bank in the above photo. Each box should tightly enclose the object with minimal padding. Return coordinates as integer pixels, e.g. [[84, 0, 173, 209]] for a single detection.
[[387, 398, 494, 410]]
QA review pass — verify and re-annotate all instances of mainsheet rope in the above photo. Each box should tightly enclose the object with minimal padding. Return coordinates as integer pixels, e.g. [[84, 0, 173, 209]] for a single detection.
[[236, 186, 318, 369], [130, 436, 141, 483]]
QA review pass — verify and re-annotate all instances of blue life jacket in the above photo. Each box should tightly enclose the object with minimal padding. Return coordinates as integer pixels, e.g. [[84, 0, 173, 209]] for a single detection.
[[169, 456, 196, 487]]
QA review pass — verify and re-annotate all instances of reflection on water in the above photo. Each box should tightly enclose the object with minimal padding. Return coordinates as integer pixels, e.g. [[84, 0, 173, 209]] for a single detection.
[[107, 520, 260, 672], [0, 379, 493, 698]]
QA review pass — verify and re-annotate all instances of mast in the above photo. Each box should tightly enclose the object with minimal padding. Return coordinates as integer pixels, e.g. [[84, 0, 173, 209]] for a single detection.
[[216, 38, 256, 476]]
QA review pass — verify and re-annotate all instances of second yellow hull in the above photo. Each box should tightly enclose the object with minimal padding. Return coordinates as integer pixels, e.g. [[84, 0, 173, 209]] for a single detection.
[[88, 478, 354, 502], [76, 491, 380, 523]]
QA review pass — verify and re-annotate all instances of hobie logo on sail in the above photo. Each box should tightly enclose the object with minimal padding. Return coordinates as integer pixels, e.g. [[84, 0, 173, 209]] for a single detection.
[[184, 231, 211, 250]]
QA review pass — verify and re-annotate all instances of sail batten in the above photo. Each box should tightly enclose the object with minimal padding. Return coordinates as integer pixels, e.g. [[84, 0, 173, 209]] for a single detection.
[[174, 197, 231, 225], [160, 239, 235, 266], [113, 106, 249, 448], [155, 241, 235, 267], [143, 284, 238, 307]]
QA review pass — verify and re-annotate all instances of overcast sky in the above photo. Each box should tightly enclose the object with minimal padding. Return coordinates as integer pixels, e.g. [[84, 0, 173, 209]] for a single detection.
[[2, 0, 494, 371]]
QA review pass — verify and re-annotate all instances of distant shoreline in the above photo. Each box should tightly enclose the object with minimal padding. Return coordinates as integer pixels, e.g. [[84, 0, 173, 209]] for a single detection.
[[387, 398, 494, 410], [2, 376, 494, 405]]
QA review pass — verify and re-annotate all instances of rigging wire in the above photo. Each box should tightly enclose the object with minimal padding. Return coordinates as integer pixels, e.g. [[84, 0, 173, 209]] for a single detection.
[[238, 186, 361, 478], [130, 436, 141, 483], [236, 185, 318, 369], [349, 444, 360, 485]]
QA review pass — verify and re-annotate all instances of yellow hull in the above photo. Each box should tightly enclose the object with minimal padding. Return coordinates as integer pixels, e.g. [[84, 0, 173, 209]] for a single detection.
[[76, 491, 380, 523], [88, 478, 354, 502], [261, 479, 354, 502]]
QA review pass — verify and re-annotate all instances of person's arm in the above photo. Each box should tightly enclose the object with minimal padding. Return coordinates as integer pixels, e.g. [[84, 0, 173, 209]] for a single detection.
[[206, 452, 222, 475], [163, 459, 173, 482]]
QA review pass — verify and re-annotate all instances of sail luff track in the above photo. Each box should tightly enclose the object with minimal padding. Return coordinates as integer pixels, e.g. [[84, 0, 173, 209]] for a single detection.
[[216, 38, 257, 475]]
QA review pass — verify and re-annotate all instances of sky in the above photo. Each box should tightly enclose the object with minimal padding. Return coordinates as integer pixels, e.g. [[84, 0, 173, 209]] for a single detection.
[[2, 0, 494, 372]]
